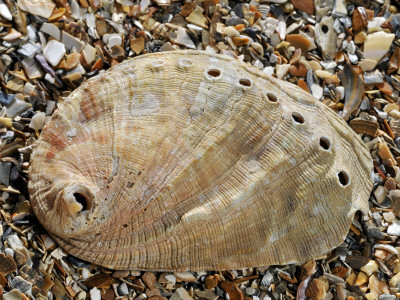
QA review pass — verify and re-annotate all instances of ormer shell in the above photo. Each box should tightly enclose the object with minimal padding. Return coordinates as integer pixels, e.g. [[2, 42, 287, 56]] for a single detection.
[[29, 50, 373, 271]]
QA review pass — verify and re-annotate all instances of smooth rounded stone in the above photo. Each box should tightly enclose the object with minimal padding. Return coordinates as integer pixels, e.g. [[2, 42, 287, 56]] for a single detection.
[[112, 270, 130, 278], [2, 289, 22, 300], [364, 31, 395, 63], [29, 112, 46, 131], [360, 259, 379, 276], [226, 16, 244, 26], [43, 40, 66, 67], [246, 287, 256, 296], [310, 84, 323, 100], [387, 220, 400, 236], [165, 274, 176, 285], [315, 16, 337, 59], [335, 86, 345, 100], [262, 66, 274, 77], [117, 283, 129, 296], [364, 70, 384, 85], [177, 287, 193, 300], [11, 276, 32, 293], [175, 26, 196, 49], [367, 226, 385, 240], [6, 235, 24, 250], [251, 42, 264, 56], [89, 288, 101, 300], [320, 60, 337, 70], [4, 248, 14, 257], [275, 64, 290, 79], [0, 0, 12, 21], [223, 26, 240, 37], [17, 0, 55, 19], [348, 53, 359, 64]]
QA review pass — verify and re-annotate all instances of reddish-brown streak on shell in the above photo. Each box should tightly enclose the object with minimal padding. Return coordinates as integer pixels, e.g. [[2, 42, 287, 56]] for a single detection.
[[29, 50, 373, 271]]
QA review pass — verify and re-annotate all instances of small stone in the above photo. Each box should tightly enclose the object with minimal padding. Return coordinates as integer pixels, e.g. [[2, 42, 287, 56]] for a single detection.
[[387, 219, 400, 236], [165, 274, 176, 285], [82, 43, 96, 65], [142, 272, 157, 288], [379, 294, 396, 300], [43, 40, 66, 66], [17, 42, 42, 59], [17, 0, 56, 19], [2, 289, 22, 300], [62, 31, 85, 52], [232, 36, 250, 46], [6, 235, 24, 250], [40, 22, 61, 40], [11, 276, 32, 293], [117, 283, 129, 296], [186, 7, 208, 29], [174, 272, 197, 282], [2, 28, 22, 41], [29, 112, 46, 130], [290, 0, 314, 15], [0, 253, 17, 275], [223, 26, 240, 37], [179, 1, 196, 17], [286, 34, 311, 55], [364, 70, 384, 85], [275, 64, 290, 79], [195, 290, 218, 300], [360, 260, 379, 276], [112, 270, 130, 278], [364, 31, 395, 63], [225, 16, 243, 27], [246, 288, 256, 296], [289, 64, 307, 77], [332, 0, 347, 17], [0, 0, 12, 20], [175, 27, 195, 49], [310, 84, 323, 100], [367, 226, 385, 240], [21, 58, 44, 79], [130, 36, 145, 55], [359, 59, 377, 72], [177, 287, 193, 300], [13, 250, 27, 267], [104, 33, 122, 48], [4, 248, 13, 257], [89, 287, 101, 300], [205, 275, 219, 290], [374, 244, 399, 255]]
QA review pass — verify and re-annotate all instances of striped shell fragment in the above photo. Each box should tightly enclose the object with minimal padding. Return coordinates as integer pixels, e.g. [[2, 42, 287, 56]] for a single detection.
[[29, 50, 373, 271]]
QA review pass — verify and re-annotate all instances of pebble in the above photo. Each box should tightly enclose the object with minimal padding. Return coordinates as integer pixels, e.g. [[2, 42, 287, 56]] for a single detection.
[[117, 283, 129, 296], [246, 287, 256, 295], [17, 0, 56, 19], [90, 287, 101, 300], [2, 289, 22, 300], [315, 16, 337, 59], [387, 219, 400, 236], [0, 93, 15, 105], [223, 26, 240, 37], [40, 23, 61, 40], [374, 244, 399, 255], [175, 27, 196, 49], [62, 31, 85, 52], [0, 0, 12, 21], [226, 16, 243, 27], [275, 64, 290, 79], [364, 32, 395, 63], [11, 276, 32, 293], [43, 40, 66, 67], [360, 260, 379, 276], [195, 290, 219, 300], [29, 112, 46, 130], [367, 226, 385, 240], [311, 84, 323, 100], [379, 294, 396, 300], [332, 0, 347, 17], [177, 287, 194, 300], [364, 70, 384, 85]]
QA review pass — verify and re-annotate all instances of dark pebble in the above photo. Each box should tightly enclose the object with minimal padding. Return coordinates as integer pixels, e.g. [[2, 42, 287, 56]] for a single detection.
[[244, 28, 259, 40], [0, 93, 15, 105], [67, 255, 91, 268], [270, 4, 282, 17], [226, 16, 244, 26], [232, 3, 243, 18], [367, 226, 385, 240], [2, 226, 12, 241], [9, 166, 18, 182]]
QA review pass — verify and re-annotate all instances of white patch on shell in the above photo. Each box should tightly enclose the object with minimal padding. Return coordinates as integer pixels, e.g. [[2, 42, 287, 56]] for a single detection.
[[131, 93, 160, 117], [66, 128, 77, 140]]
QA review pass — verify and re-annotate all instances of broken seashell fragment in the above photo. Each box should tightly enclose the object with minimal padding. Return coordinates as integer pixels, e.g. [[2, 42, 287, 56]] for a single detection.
[[29, 50, 373, 271]]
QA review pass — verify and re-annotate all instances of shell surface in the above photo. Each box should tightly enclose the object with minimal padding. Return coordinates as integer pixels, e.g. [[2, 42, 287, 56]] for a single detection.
[[29, 50, 373, 271]]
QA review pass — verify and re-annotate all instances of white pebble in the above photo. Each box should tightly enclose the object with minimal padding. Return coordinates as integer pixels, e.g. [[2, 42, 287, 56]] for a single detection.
[[387, 219, 400, 236], [311, 84, 323, 100], [90, 288, 101, 300], [43, 40, 66, 66], [223, 26, 240, 37], [165, 274, 176, 285], [0, 0, 12, 21], [29, 112, 46, 131]]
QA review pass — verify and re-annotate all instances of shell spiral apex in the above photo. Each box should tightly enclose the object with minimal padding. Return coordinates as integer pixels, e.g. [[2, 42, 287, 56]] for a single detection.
[[28, 50, 373, 271]]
